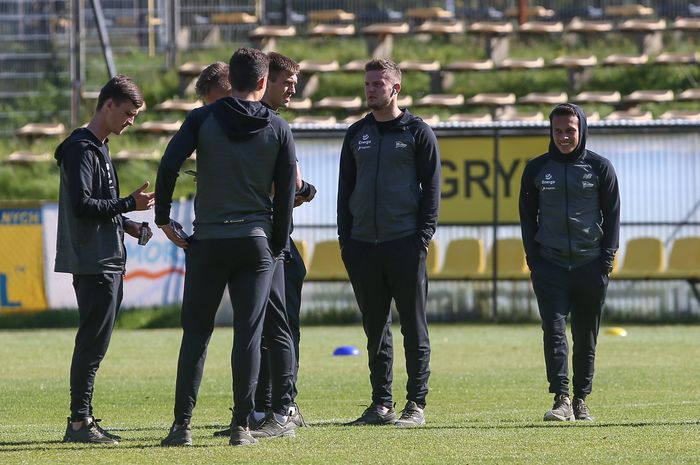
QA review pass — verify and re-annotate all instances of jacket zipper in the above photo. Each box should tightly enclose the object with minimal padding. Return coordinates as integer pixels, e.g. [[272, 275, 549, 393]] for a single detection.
[[373, 133, 382, 244], [564, 162, 572, 270]]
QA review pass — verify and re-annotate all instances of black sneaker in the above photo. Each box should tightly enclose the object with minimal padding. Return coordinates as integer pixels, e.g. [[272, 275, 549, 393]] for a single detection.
[[249, 413, 296, 439], [573, 397, 594, 421], [347, 404, 397, 426], [289, 403, 307, 427], [92, 417, 122, 440], [63, 418, 118, 444], [395, 401, 425, 427], [229, 425, 258, 446], [214, 409, 268, 437], [160, 422, 192, 447], [543, 394, 575, 421]]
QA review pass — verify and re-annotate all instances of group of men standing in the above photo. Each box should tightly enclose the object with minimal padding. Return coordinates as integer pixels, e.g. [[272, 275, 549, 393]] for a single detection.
[[53, 44, 619, 446]]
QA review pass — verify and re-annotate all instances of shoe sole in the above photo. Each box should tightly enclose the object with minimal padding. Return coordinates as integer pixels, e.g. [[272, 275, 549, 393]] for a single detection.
[[395, 420, 426, 428], [230, 438, 259, 446], [160, 440, 192, 446], [543, 412, 575, 421], [213, 429, 231, 437], [250, 429, 296, 439]]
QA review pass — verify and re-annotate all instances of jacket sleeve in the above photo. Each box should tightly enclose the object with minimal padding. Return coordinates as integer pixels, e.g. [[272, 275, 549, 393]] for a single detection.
[[336, 132, 356, 247], [154, 109, 202, 226], [519, 159, 541, 270], [64, 145, 135, 219], [271, 121, 297, 256], [414, 123, 441, 247], [599, 158, 620, 271]]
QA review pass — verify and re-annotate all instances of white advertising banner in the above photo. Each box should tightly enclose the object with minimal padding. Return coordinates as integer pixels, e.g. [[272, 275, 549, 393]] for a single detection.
[[42, 200, 194, 309]]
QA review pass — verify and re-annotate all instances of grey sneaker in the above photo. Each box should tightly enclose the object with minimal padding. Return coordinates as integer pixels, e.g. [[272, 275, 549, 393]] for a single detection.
[[213, 409, 267, 437], [573, 397, 594, 421], [63, 418, 118, 444], [92, 417, 122, 440], [395, 401, 426, 427], [544, 394, 575, 421], [347, 404, 397, 426], [160, 422, 192, 447], [229, 425, 258, 446], [290, 403, 307, 427], [249, 414, 296, 439]]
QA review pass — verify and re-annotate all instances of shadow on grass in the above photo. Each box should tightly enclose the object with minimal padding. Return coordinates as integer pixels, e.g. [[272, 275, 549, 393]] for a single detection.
[[307, 419, 700, 429]]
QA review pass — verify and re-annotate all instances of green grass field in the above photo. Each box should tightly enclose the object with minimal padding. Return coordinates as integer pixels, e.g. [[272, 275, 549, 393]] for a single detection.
[[1, 324, 698, 464]]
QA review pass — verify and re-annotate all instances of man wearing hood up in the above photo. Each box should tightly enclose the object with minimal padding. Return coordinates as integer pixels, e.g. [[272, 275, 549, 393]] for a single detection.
[[155, 48, 297, 447], [55, 74, 154, 444], [338, 58, 441, 428], [519, 103, 620, 422]]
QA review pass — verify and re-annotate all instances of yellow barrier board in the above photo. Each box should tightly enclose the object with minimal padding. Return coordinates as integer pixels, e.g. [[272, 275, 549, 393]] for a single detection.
[[439, 135, 548, 223], [0, 208, 48, 312]]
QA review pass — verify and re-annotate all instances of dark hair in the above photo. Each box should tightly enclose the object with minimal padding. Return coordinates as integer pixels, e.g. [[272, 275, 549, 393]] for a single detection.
[[195, 62, 231, 99], [365, 58, 401, 83], [228, 47, 269, 92], [96, 75, 143, 110], [268, 52, 299, 82], [550, 103, 579, 119]]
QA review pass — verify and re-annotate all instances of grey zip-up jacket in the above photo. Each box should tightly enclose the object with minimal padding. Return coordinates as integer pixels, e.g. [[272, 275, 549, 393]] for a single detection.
[[519, 104, 620, 271], [337, 110, 441, 247], [154, 96, 296, 255], [54, 128, 137, 274]]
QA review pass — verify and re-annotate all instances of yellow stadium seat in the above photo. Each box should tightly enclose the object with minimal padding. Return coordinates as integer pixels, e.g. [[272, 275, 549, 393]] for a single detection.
[[293, 239, 308, 264], [305, 240, 348, 281], [664, 237, 700, 280], [434, 238, 485, 280], [427, 240, 440, 278], [484, 238, 528, 279], [614, 237, 664, 279]]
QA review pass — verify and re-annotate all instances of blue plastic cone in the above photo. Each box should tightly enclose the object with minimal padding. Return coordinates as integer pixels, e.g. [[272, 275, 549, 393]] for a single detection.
[[333, 345, 360, 356]]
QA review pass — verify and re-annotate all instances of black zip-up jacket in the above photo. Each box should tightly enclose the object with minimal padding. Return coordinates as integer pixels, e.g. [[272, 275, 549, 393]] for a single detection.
[[155, 96, 296, 256], [337, 109, 441, 247], [519, 104, 620, 271], [54, 128, 137, 274]]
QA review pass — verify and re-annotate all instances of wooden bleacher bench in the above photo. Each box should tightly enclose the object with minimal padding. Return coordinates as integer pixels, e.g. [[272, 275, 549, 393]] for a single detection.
[[308, 23, 356, 37], [605, 109, 653, 121], [286, 98, 313, 111], [361, 22, 410, 58], [154, 99, 200, 113], [313, 96, 363, 111], [550, 55, 598, 68], [413, 19, 465, 35], [341, 59, 368, 73], [177, 62, 208, 96], [467, 92, 517, 106], [623, 89, 674, 104], [342, 114, 364, 125], [605, 4, 654, 18], [291, 115, 338, 126], [297, 60, 340, 99], [112, 150, 158, 161], [415, 94, 465, 108], [518, 21, 564, 35], [133, 120, 182, 135], [406, 7, 454, 22], [497, 57, 545, 70], [603, 53, 649, 66], [518, 92, 568, 105], [654, 52, 699, 65], [248, 25, 296, 53], [16, 122, 65, 138], [497, 109, 545, 122], [210, 12, 256, 25], [443, 59, 494, 72], [617, 18, 667, 55], [566, 18, 614, 34], [307, 9, 355, 23], [4, 151, 51, 164], [447, 113, 493, 123], [398, 60, 441, 72], [671, 17, 700, 33], [677, 88, 700, 102], [396, 95, 413, 107], [660, 110, 700, 120], [466, 21, 514, 65], [573, 90, 622, 105]]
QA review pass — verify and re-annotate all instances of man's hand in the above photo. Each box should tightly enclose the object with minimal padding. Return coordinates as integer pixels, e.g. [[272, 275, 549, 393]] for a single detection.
[[158, 219, 189, 249], [123, 219, 152, 242], [130, 181, 155, 211], [294, 182, 316, 207]]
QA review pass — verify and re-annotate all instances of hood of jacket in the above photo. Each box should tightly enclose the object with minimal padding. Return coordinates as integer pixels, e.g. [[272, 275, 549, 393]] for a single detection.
[[548, 103, 588, 162], [54, 127, 103, 166], [211, 96, 273, 140]]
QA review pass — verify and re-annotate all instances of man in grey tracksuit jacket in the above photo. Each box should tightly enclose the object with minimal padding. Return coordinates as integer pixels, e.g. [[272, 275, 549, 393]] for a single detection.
[[519, 103, 620, 422], [155, 48, 296, 446], [338, 59, 440, 427]]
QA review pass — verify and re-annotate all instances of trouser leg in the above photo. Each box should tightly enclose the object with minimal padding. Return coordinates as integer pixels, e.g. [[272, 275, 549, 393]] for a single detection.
[[385, 236, 431, 407], [228, 237, 274, 426], [70, 273, 122, 420], [531, 260, 572, 396], [570, 259, 607, 399], [173, 239, 229, 424], [285, 239, 306, 399], [343, 239, 393, 407]]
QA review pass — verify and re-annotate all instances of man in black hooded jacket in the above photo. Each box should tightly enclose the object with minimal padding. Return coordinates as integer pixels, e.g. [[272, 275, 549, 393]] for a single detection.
[[519, 103, 620, 422], [156, 48, 297, 447]]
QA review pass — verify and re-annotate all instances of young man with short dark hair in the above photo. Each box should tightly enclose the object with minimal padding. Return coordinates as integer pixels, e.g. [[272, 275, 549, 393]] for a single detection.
[[156, 47, 297, 447], [195, 61, 231, 104], [338, 58, 441, 427], [519, 103, 620, 422], [55, 74, 154, 444]]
